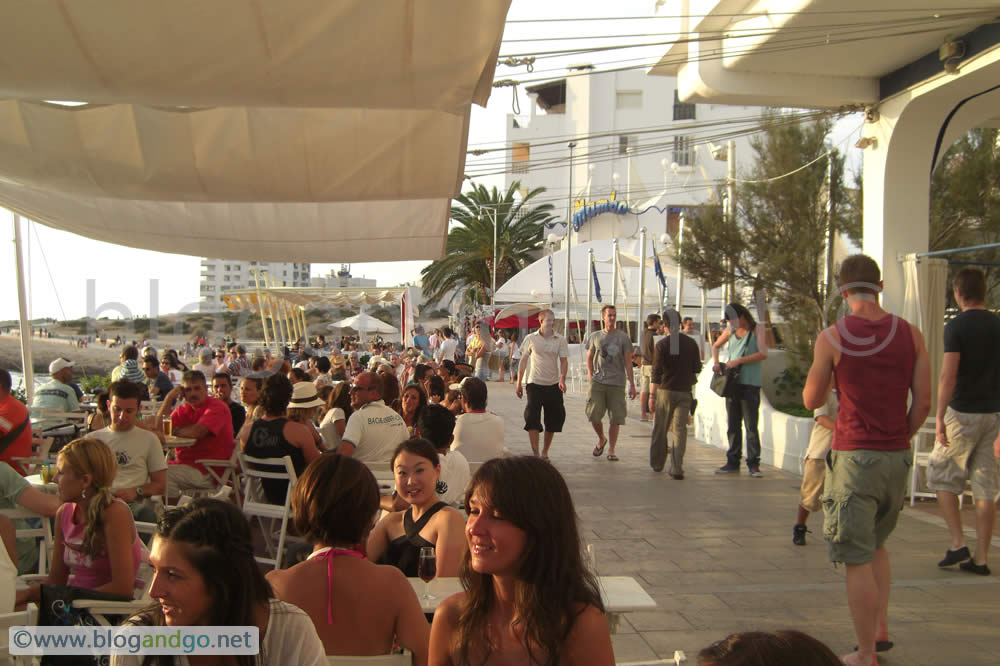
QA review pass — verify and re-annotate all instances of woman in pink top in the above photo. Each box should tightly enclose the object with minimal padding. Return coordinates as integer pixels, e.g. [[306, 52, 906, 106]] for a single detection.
[[16, 437, 143, 606]]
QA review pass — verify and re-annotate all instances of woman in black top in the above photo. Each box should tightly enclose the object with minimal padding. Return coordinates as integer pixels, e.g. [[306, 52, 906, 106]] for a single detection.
[[366, 438, 466, 578], [244, 373, 323, 504]]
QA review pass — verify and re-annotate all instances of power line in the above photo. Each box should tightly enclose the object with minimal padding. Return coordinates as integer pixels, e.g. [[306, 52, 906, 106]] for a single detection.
[[504, 8, 990, 23]]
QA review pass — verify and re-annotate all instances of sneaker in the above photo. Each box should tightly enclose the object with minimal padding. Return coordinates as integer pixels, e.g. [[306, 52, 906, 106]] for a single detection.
[[938, 546, 971, 567], [749, 467, 763, 478], [793, 524, 808, 546], [959, 559, 991, 576], [715, 464, 740, 474]]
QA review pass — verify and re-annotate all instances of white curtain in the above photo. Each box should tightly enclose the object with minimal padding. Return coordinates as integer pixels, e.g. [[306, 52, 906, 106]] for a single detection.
[[901, 254, 948, 411]]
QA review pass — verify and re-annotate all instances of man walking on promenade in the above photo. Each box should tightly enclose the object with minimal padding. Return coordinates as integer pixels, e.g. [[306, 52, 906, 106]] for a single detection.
[[638, 313, 661, 422], [515, 309, 569, 459], [803, 254, 930, 666], [586, 305, 636, 462], [648, 309, 701, 478], [928, 268, 1000, 575]]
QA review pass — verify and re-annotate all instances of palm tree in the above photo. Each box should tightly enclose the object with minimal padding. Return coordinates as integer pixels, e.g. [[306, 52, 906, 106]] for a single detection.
[[421, 181, 556, 310]]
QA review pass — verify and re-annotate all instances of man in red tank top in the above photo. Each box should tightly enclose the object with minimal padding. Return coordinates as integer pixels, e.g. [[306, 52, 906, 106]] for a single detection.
[[803, 255, 931, 666]]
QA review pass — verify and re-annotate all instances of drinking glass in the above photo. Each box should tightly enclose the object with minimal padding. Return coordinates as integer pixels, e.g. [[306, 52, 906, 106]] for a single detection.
[[418, 546, 437, 600], [161, 417, 172, 437]]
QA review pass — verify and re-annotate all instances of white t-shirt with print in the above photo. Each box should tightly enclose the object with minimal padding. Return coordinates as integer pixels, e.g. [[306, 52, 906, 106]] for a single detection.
[[437, 449, 471, 507], [91, 426, 168, 490], [342, 400, 408, 465]]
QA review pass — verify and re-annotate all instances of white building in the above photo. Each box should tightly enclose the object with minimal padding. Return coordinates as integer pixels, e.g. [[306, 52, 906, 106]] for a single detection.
[[504, 68, 765, 243], [309, 265, 378, 289], [199, 260, 311, 312]]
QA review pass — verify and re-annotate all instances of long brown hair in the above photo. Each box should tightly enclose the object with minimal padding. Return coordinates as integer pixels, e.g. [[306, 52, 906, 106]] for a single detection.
[[58, 438, 118, 557], [456, 457, 603, 666]]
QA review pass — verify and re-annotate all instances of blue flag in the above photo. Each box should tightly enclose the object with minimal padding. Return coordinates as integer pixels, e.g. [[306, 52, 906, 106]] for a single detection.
[[592, 262, 602, 302], [653, 254, 667, 290]]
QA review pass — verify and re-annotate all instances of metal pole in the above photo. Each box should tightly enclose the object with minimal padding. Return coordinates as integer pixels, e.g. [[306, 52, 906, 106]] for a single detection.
[[587, 248, 594, 341], [491, 206, 497, 307], [611, 239, 619, 308], [564, 142, 577, 337], [726, 140, 736, 307], [823, 154, 835, 324], [700, 287, 709, 359], [12, 214, 35, 403], [252, 269, 271, 349], [636, 228, 647, 346], [675, 214, 686, 316]]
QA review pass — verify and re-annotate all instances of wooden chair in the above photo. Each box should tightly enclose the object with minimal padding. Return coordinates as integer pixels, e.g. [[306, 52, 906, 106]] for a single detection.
[[238, 453, 298, 569]]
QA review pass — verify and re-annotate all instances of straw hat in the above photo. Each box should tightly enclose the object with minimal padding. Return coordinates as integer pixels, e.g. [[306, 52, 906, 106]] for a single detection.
[[330, 355, 347, 370], [289, 381, 325, 409]]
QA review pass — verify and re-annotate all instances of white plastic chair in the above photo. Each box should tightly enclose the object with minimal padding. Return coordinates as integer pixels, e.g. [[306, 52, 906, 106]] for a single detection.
[[1, 507, 53, 576], [238, 453, 298, 569], [328, 654, 411, 665], [0, 603, 38, 665], [10, 435, 55, 475], [193, 446, 242, 504]]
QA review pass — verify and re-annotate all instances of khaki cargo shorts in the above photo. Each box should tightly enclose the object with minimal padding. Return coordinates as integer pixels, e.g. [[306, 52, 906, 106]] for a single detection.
[[927, 407, 1000, 500], [800, 458, 826, 513], [586, 381, 627, 425], [822, 448, 911, 565], [639, 365, 652, 394]]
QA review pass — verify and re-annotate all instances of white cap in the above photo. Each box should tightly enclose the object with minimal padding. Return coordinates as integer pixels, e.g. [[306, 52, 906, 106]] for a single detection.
[[49, 358, 75, 374]]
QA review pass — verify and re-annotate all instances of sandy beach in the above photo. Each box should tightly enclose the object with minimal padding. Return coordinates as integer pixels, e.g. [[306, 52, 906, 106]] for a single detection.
[[1, 334, 131, 376]]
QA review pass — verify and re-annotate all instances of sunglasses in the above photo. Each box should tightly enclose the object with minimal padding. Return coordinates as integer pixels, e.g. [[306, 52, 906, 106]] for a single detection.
[[350, 384, 373, 392]]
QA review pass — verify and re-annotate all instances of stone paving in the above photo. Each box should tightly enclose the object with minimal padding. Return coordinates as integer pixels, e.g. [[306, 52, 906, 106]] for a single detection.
[[485, 383, 1000, 665]]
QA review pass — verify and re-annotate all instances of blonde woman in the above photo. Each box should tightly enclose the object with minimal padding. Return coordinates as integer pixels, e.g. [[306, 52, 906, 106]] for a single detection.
[[16, 438, 144, 606], [286, 381, 326, 451]]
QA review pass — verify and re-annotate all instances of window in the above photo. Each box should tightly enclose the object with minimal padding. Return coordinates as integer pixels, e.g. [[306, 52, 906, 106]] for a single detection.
[[512, 142, 530, 174], [673, 90, 696, 121], [618, 135, 638, 155], [223, 275, 230, 281], [224, 264, 231, 271], [673, 136, 694, 167], [616, 90, 642, 110]]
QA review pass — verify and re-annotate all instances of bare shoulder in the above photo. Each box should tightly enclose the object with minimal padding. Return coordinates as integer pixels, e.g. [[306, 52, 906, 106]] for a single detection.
[[435, 591, 466, 623], [103, 499, 133, 524], [563, 604, 614, 664]]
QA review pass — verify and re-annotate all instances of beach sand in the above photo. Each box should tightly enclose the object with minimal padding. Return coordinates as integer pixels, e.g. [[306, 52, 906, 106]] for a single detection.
[[1, 334, 136, 376]]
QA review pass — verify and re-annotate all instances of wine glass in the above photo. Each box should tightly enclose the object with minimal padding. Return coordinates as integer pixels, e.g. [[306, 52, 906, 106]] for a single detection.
[[418, 546, 437, 600]]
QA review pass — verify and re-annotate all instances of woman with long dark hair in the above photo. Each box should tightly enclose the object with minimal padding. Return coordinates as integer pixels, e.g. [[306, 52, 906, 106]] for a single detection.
[[318, 381, 353, 450], [114, 498, 326, 665], [268, 454, 429, 661], [428, 457, 614, 666], [711, 302, 769, 477], [399, 384, 428, 436]]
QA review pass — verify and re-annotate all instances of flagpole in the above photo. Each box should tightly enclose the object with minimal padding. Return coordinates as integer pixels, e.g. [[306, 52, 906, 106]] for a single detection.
[[675, 213, 686, 315], [636, 228, 646, 346], [587, 248, 594, 341], [564, 142, 577, 338]]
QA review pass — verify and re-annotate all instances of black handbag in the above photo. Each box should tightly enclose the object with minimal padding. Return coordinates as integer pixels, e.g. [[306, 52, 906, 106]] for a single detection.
[[710, 363, 742, 398]]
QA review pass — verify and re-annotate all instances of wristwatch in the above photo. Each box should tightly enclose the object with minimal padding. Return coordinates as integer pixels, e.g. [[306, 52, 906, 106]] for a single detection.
[[135, 486, 144, 498]]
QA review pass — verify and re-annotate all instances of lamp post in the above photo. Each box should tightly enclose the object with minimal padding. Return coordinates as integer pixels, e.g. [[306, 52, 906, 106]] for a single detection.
[[564, 142, 577, 337], [491, 204, 498, 307]]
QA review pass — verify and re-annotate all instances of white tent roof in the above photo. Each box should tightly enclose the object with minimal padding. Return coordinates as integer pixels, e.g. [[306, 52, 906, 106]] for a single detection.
[[221, 286, 409, 313], [0, 0, 511, 262], [329, 312, 398, 334], [0, 1, 506, 112], [494, 238, 725, 313]]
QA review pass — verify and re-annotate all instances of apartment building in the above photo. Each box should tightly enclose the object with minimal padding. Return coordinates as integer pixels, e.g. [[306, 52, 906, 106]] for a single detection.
[[199, 260, 311, 312]]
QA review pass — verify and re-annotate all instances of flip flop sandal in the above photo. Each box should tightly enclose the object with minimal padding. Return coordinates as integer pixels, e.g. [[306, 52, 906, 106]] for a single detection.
[[592, 441, 607, 457], [607, 454, 620, 461], [853, 641, 893, 653]]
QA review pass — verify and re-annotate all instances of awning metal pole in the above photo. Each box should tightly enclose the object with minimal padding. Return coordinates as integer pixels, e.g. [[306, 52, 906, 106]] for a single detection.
[[587, 248, 594, 341], [12, 214, 35, 402], [915, 242, 1000, 258], [252, 269, 271, 349]]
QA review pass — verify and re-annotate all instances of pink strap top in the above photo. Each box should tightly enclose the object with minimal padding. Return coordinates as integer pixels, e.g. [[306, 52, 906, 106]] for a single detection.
[[60, 500, 145, 591], [307, 546, 366, 624]]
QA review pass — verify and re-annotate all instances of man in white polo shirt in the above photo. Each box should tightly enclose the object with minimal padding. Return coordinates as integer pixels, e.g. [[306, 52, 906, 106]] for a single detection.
[[32, 358, 80, 412], [90, 380, 167, 524], [515, 309, 569, 459], [337, 371, 408, 465]]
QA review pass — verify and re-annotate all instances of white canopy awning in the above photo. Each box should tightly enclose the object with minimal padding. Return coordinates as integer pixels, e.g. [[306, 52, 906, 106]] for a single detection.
[[222, 287, 409, 313], [0, 0, 507, 112], [0, 0, 511, 262]]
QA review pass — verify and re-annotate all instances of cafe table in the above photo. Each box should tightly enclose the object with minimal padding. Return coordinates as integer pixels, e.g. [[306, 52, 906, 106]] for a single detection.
[[163, 435, 195, 448], [407, 575, 656, 632]]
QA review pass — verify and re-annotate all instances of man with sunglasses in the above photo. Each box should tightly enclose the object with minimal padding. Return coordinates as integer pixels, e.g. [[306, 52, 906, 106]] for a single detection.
[[337, 371, 407, 465]]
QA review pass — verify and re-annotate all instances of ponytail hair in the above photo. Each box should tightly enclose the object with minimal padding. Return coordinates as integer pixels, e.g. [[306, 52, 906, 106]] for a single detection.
[[58, 438, 118, 557]]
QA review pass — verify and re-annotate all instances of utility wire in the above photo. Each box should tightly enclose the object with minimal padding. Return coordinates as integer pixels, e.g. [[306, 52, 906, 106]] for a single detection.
[[504, 8, 991, 23]]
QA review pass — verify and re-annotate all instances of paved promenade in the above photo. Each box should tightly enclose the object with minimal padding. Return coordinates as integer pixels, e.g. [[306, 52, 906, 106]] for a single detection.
[[486, 384, 999, 665]]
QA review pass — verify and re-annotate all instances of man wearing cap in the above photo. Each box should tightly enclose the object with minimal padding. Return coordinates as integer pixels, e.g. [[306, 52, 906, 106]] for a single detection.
[[337, 371, 407, 465], [157, 370, 235, 497], [33, 358, 80, 412], [211, 372, 246, 436]]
